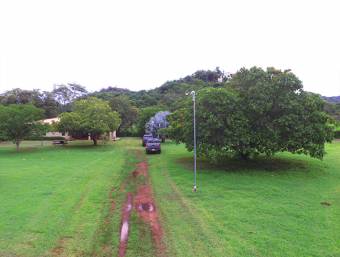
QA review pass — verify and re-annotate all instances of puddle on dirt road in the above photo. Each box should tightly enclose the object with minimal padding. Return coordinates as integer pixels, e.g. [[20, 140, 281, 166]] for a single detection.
[[118, 156, 166, 257], [118, 193, 133, 257], [120, 221, 129, 242], [138, 202, 155, 212]]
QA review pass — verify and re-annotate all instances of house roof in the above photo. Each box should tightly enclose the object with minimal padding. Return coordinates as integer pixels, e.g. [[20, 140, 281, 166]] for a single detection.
[[40, 117, 60, 125]]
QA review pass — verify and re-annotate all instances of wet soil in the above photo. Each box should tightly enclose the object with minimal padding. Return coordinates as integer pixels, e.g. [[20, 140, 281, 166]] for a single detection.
[[118, 159, 166, 257], [118, 193, 133, 257]]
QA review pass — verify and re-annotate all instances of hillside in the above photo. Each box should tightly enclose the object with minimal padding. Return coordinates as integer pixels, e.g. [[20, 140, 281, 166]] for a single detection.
[[90, 68, 227, 110], [88, 69, 339, 123], [323, 96, 340, 104]]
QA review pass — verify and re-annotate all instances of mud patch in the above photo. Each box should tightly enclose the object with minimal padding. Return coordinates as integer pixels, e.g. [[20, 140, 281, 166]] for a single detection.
[[138, 202, 155, 212], [118, 156, 166, 257], [134, 185, 165, 256], [132, 161, 148, 178], [118, 193, 133, 257], [51, 237, 71, 257], [51, 246, 63, 256]]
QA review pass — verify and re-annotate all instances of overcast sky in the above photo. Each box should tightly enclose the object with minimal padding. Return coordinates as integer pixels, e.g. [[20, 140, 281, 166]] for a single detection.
[[0, 0, 339, 96]]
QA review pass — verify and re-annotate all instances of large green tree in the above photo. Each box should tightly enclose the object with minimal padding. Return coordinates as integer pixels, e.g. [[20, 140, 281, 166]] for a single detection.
[[169, 67, 334, 162], [0, 104, 44, 151], [40, 91, 59, 118], [135, 106, 163, 136], [57, 97, 121, 145], [109, 95, 138, 135]]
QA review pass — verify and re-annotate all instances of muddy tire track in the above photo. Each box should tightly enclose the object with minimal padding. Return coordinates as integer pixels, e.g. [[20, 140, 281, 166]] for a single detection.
[[134, 185, 166, 256], [50, 236, 73, 257], [118, 193, 133, 257], [118, 157, 166, 257]]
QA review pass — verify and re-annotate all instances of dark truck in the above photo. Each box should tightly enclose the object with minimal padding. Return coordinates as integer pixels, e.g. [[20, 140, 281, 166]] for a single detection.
[[145, 138, 161, 154], [142, 134, 153, 146]]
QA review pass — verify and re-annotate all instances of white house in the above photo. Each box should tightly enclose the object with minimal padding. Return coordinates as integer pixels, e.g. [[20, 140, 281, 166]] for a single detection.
[[40, 117, 68, 138], [40, 117, 117, 141]]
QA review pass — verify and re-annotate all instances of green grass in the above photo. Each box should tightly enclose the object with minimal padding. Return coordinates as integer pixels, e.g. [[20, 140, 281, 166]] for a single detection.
[[1, 139, 340, 257], [0, 140, 154, 257], [147, 140, 340, 257]]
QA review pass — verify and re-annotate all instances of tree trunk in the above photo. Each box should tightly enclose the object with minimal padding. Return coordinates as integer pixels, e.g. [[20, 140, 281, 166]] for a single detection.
[[16, 140, 20, 152], [92, 137, 97, 146], [239, 152, 250, 160]]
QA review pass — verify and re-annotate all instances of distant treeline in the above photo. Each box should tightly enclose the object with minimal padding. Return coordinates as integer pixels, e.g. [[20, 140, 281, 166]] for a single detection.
[[323, 96, 340, 104], [1, 67, 339, 137]]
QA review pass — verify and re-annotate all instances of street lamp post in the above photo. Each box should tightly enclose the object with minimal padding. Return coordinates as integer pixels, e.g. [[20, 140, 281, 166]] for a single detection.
[[186, 90, 197, 192]]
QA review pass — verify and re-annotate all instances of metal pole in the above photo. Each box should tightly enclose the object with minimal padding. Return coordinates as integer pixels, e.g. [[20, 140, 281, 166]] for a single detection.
[[186, 90, 197, 192], [192, 91, 197, 192]]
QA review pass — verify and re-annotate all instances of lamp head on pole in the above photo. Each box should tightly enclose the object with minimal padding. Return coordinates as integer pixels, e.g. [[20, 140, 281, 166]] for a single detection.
[[185, 90, 196, 101]]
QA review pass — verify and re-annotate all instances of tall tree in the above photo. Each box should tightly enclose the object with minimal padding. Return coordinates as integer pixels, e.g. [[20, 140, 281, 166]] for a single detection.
[[169, 67, 334, 162], [192, 67, 227, 83], [52, 83, 88, 111], [57, 97, 121, 145], [145, 111, 170, 140], [40, 91, 59, 118], [136, 106, 163, 136], [109, 95, 138, 135], [0, 104, 44, 151]]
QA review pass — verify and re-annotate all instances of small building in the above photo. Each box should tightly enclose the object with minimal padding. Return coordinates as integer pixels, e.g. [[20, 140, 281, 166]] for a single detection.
[[40, 117, 67, 138], [40, 117, 117, 141]]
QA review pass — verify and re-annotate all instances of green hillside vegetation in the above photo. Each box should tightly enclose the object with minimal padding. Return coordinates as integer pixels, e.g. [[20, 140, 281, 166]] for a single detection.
[[324, 102, 340, 121], [1, 67, 338, 136]]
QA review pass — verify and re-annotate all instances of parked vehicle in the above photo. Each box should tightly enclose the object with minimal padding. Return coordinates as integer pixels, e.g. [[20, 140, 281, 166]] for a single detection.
[[142, 134, 153, 146], [145, 138, 161, 154]]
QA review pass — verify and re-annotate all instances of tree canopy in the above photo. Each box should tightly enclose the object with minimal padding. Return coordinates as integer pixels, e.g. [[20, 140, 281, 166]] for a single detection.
[[0, 88, 59, 118], [168, 67, 334, 162], [0, 104, 44, 151], [109, 95, 139, 135], [52, 83, 88, 112], [145, 111, 171, 139], [57, 97, 121, 145], [0, 67, 340, 154], [135, 106, 163, 136]]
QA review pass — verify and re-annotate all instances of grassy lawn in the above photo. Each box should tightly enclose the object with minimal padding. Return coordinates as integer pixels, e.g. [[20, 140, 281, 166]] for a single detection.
[[0, 140, 143, 257], [147, 140, 340, 257], [1, 138, 339, 257]]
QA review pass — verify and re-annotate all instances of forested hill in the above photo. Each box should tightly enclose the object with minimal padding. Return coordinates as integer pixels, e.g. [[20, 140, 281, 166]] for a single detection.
[[323, 96, 340, 104], [90, 68, 228, 110], [1, 67, 339, 122], [322, 96, 340, 121], [89, 71, 340, 121]]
